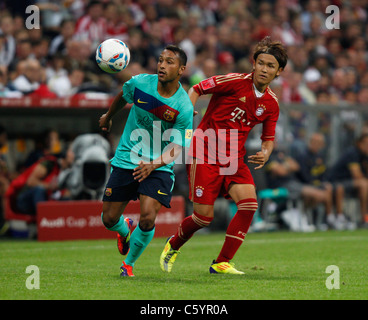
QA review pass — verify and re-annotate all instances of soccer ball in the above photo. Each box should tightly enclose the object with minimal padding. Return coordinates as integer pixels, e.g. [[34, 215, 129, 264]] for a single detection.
[[96, 39, 130, 73]]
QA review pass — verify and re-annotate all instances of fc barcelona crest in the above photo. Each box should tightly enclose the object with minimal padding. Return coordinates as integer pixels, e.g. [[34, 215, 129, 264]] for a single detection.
[[163, 108, 176, 122], [105, 188, 112, 196]]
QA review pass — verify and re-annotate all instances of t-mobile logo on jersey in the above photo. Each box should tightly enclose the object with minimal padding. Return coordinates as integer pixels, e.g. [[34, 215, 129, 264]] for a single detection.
[[230, 107, 246, 123]]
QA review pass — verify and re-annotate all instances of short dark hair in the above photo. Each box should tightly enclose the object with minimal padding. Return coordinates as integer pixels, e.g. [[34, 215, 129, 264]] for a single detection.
[[253, 36, 288, 69], [164, 45, 187, 67]]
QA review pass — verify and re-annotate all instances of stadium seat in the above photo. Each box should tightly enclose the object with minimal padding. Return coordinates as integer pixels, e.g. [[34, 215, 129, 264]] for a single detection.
[[256, 188, 290, 228]]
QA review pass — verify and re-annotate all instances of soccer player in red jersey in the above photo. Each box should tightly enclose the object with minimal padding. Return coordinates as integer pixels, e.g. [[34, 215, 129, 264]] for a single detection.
[[160, 37, 288, 274]]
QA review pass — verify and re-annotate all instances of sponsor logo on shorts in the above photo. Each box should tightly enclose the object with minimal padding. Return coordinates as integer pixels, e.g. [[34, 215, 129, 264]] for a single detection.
[[157, 189, 168, 196], [195, 186, 204, 197], [105, 188, 112, 196]]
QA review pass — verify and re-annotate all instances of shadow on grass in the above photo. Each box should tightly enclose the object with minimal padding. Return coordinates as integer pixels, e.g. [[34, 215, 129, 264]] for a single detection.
[[111, 271, 310, 284]]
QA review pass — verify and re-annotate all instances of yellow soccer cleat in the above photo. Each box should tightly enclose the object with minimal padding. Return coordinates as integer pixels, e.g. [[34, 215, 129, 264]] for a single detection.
[[209, 260, 245, 274], [160, 236, 180, 273]]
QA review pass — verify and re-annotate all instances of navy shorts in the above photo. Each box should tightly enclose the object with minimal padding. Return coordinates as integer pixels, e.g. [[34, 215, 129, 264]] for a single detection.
[[102, 165, 174, 208]]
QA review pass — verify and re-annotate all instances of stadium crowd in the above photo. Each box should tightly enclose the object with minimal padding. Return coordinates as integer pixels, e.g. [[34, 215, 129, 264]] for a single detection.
[[1, 0, 368, 236], [0, 0, 367, 102]]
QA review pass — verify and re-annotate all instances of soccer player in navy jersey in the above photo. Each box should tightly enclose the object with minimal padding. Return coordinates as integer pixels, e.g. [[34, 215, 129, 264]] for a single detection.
[[99, 45, 193, 277], [161, 37, 288, 274]]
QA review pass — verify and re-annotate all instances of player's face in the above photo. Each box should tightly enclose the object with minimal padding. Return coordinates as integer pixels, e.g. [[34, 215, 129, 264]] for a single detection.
[[253, 53, 282, 88], [157, 50, 185, 83]]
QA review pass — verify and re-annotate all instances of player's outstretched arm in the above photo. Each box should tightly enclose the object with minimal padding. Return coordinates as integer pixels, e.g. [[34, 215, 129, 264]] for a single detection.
[[99, 90, 128, 132]]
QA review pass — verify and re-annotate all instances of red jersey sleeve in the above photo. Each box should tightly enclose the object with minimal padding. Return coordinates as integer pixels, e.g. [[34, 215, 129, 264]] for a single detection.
[[193, 74, 241, 96], [260, 93, 279, 141]]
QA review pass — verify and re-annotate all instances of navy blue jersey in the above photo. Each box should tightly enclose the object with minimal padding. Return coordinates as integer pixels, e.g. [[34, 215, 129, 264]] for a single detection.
[[295, 149, 327, 186], [329, 146, 368, 182], [265, 150, 296, 189]]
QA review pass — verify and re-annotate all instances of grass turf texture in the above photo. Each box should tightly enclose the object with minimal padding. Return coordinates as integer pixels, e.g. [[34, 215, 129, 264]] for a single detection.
[[1, 230, 367, 300]]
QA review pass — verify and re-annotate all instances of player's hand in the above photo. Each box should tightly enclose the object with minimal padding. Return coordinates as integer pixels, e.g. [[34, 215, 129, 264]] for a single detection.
[[133, 161, 156, 182], [248, 151, 268, 170], [193, 110, 198, 117], [99, 113, 112, 132]]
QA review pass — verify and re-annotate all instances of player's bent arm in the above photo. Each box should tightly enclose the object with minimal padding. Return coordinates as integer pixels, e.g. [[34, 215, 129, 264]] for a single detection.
[[188, 87, 200, 107], [133, 143, 182, 182], [158, 142, 183, 168], [99, 91, 128, 131], [261, 140, 274, 163], [248, 140, 274, 170], [106, 90, 128, 118]]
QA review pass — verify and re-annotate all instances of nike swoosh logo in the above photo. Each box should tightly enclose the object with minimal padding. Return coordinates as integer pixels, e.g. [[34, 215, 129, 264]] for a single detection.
[[158, 190, 168, 195], [137, 98, 148, 104]]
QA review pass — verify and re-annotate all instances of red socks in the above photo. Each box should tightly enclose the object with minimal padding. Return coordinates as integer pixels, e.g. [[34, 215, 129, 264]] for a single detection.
[[216, 198, 258, 263], [169, 198, 257, 264], [170, 211, 213, 250]]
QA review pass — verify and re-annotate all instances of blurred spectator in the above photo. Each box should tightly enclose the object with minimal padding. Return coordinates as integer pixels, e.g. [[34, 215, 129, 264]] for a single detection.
[[34, 0, 69, 33], [48, 18, 76, 56], [104, 1, 129, 42], [5, 153, 72, 215], [265, 139, 333, 231], [189, 57, 216, 86], [328, 133, 368, 227], [45, 52, 68, 82], [8, 39, 33, 72], [294, 133, 352, 230], [11, 58, 42, 94], [48, 68, 85, 97], [74, 0, 106, 51], [63, 39, 98, 84], [298, 67, 321, 104], [189, 0, 216, 28], [0, 124, 11, 235], [0, 65, 22, 97], [10, 57, 56, 98], [30, 38, 50, 67], [127, 28, 148, 67], [217, 50, 235, 74], [275, 64, 303, 103], [357, 87, 368, 105], [300, 0, 324, 35], [24, 129, 62, 168], [179, 26, 205, 64], [0, 14, 16, 67]]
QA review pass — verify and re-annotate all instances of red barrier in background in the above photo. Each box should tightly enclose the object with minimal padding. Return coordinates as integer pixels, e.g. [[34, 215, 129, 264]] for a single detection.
[[37, 197, 185, 241]]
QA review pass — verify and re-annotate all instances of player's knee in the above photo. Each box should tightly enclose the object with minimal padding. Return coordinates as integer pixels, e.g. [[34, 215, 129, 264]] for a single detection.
[[139, 215, 155, 231], [101, 211, 118, 229]]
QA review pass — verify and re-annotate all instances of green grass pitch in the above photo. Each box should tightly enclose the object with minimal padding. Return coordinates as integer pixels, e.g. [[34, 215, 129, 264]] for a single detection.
[[1, 230, 367, 300]]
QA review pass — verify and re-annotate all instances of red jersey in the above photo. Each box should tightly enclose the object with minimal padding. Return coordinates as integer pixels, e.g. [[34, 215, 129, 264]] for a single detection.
[[6, 155, 60, 209], [190, 72, 279, 164]]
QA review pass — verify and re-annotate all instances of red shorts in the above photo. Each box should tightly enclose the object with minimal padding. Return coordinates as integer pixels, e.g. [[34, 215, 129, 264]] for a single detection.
[[187, 158, 255, 205]]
